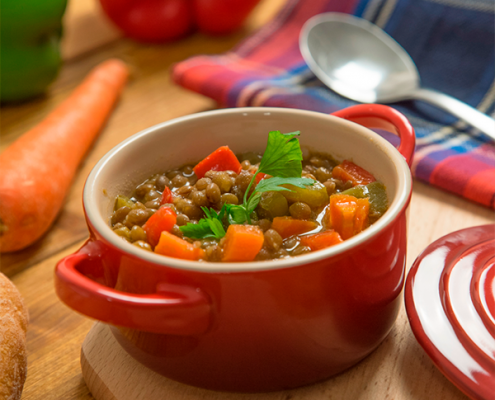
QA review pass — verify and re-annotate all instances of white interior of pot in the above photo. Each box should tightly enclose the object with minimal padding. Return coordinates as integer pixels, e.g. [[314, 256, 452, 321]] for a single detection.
[[85, 108, 412, 272]]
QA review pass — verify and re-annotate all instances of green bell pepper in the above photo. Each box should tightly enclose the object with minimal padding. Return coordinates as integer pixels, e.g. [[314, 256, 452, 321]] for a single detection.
[[1, 0, 67, 102]]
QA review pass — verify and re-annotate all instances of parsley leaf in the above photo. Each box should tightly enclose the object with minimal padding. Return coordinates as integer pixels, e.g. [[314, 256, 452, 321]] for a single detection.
[[227, 205, 249, 225], [258, 131, 303, 178], [179, 219, 222, 239], [254, 177, 315, 193], [245, 192, 262, 217], [206, 218, 225, 238], [179, 205, 227, 239]]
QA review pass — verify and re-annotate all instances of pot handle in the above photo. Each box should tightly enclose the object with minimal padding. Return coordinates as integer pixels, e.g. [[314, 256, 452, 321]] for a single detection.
[[55, 248, 211, 335], [331, 104, 415, 166]]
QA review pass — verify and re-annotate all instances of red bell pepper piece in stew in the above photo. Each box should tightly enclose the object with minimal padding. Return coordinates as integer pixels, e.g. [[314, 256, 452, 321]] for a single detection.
[[329, 194, 370, 240], [332, 160, 376, 187], [193, 146, 242, 179], [160, 186, 174, 205], [142, 207, 177, 247]]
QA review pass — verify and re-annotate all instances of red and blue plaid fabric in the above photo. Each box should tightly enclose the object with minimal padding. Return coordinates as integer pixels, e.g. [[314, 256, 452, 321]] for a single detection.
[[173, 0, 495, 209]]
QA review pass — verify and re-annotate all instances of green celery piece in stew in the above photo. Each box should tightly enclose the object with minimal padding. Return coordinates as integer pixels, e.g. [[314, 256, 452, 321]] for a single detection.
[[114, 195, 135, 210]]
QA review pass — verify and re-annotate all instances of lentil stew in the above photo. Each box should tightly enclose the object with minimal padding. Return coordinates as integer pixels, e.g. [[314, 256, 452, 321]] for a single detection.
[[109, 131, 388, 262]]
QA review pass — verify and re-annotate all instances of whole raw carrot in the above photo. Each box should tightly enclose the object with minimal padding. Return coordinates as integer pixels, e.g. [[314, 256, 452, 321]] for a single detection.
[[0, 59, 129, 252]]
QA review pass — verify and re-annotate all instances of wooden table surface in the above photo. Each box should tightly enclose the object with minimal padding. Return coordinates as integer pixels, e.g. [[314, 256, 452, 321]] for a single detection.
[[1, 1, 493, 399]]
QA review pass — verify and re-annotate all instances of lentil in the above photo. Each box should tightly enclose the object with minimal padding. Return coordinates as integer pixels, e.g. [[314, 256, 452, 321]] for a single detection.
[[221, 193, 238, 205], [206, 183, 221, 203], [130, 225, 147, 242], [264, 229, 283, 251], [111, 206, 131, 225], [135, 183, 154, 198], [176, 214, 190, 226], [145, 199, 161, 209], [125, 208, 148, 226], [155, 175, 170, 191], [211, 172, 233, 193], [133, 240, 152, 251], [171, 174, 188, 188], [190, 190, 209, 207], [258, 219, 272, 232], [289, 202, 311, 220], [241, 160, 251, 170], [114, 226, 131, 241], [323, 180, 336, 195], [196, 178, 211, 191]]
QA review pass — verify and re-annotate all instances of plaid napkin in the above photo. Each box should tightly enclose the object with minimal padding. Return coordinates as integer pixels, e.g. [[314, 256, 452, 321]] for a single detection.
[[173, 0, 495, 209]]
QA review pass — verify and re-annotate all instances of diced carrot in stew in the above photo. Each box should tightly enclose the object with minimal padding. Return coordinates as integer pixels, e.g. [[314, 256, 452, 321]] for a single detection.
[[193, 146, 242, 179], [160, 186, 174, 205], [142, 207, 177, 247], [222, 224, 264, 262], [271, 217, 318, 239], [329, 194, 370, 240], [353, 198, 370, 234], [154, 231, 205, 260], [332, 160, 376, 186], [300, 230, 343, 251]]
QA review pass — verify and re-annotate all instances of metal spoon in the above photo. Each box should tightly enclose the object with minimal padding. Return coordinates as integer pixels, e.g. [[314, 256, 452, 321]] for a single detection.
[[299, 12, 495, 140]]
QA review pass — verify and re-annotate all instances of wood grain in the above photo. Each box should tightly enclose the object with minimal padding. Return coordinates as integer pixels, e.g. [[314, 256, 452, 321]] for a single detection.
[[406, 180, 494, 266], [1, 0, 493, 399], [80, 317, 469, 400]]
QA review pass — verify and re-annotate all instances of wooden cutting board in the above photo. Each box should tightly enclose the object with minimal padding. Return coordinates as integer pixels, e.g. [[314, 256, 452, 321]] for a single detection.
[[81, 322, 217, 400], [80, 323, 344, 400], [81, 321, 469, 400]]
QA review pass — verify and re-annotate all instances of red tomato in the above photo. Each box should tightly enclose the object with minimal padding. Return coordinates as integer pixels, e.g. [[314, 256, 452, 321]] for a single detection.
[[99, 0, 194, 42], [192, 0, 261, 35]]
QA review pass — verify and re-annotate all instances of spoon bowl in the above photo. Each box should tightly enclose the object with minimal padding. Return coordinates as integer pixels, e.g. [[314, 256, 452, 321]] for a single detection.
[[300, 12, 495, 139]]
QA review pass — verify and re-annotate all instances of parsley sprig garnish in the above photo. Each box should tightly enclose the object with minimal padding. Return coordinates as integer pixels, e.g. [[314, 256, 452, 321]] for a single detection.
[[179, 205, 228, 239], [180, 130, 315, 239]]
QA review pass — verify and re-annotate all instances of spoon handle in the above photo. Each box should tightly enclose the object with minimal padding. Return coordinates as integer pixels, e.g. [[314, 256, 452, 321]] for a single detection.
[[410, 88, 495, 141]]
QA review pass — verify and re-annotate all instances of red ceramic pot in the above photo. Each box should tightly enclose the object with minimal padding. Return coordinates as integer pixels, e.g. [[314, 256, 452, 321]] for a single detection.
[[55, 105, 415, 392]]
